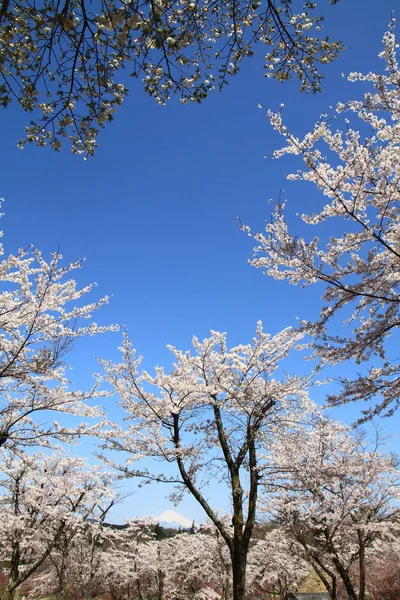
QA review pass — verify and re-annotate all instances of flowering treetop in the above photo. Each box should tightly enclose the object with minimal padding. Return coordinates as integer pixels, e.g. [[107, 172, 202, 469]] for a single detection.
[[100, 322, 313, 517]]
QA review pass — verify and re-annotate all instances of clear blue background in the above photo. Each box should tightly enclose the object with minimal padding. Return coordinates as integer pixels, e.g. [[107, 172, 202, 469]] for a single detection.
[[0, 0, 398, 523]]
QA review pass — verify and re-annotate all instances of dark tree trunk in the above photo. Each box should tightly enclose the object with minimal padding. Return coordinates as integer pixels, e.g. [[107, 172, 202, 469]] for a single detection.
[[332, 558, 358, 600], [357, 533, 366, 600], [231, 542, 247, 600], [3, 545, 21, 600], [157, 569, 164, 600]]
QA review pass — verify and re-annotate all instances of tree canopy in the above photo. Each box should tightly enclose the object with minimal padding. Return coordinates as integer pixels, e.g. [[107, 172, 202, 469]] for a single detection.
[[0, 0, 342, 155]]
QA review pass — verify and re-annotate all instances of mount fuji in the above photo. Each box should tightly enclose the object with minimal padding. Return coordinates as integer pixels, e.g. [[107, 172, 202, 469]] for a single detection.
[[156, 509, 194, 529]]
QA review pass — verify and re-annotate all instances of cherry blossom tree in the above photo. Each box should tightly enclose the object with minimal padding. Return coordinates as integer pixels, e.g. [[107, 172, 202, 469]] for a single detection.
[[0, 0, 343, 156], [170, 532, 229, 600], [364, 539, 400, 600], [243, 24, 400, 421], [262, 417, 400, 600], [0, 232, 116, 452], [247, 529, 310, 599], [138, 533, 223, 600], [88, 519, 156, 600], [0, 449, 118, 600], [26, 518, 153, 600], [100, 323, 314, 600], [124, 531, 229, 600]]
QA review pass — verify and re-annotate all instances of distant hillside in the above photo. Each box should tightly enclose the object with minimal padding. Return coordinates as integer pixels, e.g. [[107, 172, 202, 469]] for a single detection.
[[102, 521, 192, 539]]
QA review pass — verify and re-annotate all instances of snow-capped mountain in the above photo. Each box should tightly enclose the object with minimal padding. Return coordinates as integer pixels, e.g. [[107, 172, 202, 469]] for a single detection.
[[156, 509, 193, 529]]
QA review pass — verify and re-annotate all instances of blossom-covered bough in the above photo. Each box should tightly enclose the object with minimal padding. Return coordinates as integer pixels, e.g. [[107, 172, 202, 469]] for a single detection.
[[100, 323, 314, 600], [0, 0, 343, 156], [244, 23, 400, 421], [0, 220, 116, 452]]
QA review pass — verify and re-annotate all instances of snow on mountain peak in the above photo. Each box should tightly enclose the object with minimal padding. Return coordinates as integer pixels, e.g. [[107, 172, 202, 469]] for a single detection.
[[156, 509, 193, 528]]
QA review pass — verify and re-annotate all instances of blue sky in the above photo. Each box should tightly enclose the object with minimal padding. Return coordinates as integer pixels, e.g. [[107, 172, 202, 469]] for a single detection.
[[1, 0, 399, 523]]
